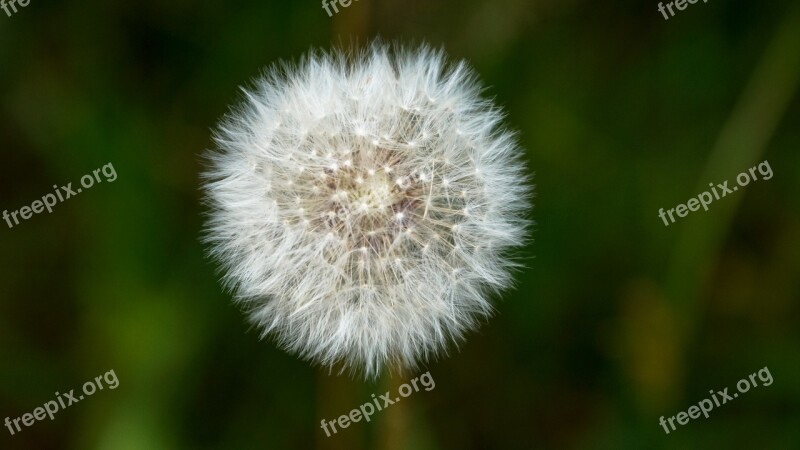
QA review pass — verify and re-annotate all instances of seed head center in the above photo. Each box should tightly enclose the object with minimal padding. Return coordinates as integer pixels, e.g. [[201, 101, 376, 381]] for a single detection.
[[356, 177, 396, 212]]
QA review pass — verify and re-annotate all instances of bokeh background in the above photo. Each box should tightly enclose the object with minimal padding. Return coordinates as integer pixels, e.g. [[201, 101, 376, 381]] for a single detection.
[[1, 0, 799, 449]]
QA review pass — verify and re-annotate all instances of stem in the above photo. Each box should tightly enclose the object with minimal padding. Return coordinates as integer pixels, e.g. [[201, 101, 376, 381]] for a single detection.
[[378, 366, 410, 450]]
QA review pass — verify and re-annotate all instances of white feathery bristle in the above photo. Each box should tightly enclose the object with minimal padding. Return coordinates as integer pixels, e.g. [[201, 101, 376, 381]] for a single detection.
[[203, 42, 531, 378]]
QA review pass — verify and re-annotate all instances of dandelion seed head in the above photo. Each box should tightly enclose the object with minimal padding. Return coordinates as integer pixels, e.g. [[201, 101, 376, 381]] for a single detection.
[[202, 42, 531, 378]]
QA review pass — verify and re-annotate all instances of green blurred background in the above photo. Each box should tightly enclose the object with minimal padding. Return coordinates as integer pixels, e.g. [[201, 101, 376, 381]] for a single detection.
[[1, 0, 799, 449]]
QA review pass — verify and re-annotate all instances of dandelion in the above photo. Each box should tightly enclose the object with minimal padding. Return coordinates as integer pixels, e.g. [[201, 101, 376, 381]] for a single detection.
[[202, 42, 531, 378]]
